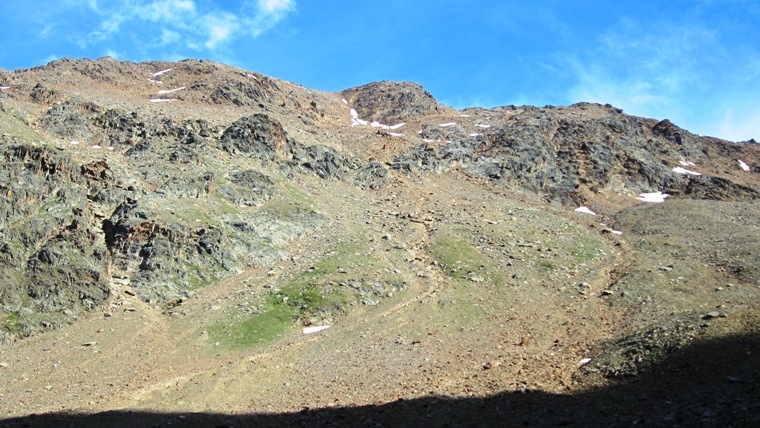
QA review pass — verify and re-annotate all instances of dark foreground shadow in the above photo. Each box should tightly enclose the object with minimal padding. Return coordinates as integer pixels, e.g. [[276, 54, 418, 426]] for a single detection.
[[3, 333, 759, 428]]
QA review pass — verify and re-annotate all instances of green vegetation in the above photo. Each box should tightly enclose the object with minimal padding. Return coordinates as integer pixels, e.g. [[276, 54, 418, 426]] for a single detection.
[[430, 227, 506, 285], [0, 110, 45, 142], [1, 311, 22, 335], [208, 231, 411, 349], [209, 303, 295, 348]]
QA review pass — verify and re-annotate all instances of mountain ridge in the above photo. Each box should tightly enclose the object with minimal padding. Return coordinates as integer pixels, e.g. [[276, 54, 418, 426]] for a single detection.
[[0, 57, 758, 426]]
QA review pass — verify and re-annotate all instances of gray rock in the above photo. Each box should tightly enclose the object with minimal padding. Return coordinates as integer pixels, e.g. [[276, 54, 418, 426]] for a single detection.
[[219, 114, 287, 163], [354, 162, 389, 190], [341, 81, 442, 124]]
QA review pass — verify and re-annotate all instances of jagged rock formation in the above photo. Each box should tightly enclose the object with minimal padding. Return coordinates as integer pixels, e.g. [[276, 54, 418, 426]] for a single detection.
[[341, 80, 446, 123], [392, 103, 758, 204]]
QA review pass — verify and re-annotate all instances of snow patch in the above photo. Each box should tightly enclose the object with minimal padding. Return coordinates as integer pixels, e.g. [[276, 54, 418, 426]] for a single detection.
[[69, 140, 79, 145], [672, 166, 701, 176], [574, 206, 596, 216], [92, 145, 101, 149], [0, 86, 9, 90], [389, 132, 404, 137], [107, 147, 115, 151], [738, 160, 750, 171], [147, 79, 162, 84], [389, 123, 406, 130], [637, 191, 669, 203], [157, 86, 186, 94], [679, 161, 696, 166], [579, 358, 592, 366], [469, 133, 483, 137], [460, 114, 470, 117], [303, 325, 331, 334], [611, 229, 623, 235], [342, 98, 348, 105], [439, 122, 456, 127], [350, 109, 359, 119], [476, 124, 491, 128], [246, 74, 257, 80], [151, 68, 172, 77], [150, 99, 177, 103]]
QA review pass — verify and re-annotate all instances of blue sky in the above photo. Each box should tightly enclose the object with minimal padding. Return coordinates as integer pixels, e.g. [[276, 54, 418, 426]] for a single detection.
[[1, 0, 759, 141]]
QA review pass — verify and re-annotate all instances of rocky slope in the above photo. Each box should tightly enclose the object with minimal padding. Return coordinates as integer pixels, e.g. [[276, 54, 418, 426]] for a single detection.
[[0, 57, 758, 426]]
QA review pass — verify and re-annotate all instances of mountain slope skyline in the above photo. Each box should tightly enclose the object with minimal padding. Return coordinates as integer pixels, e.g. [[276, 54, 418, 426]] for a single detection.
[[1, 0, 759, 142]]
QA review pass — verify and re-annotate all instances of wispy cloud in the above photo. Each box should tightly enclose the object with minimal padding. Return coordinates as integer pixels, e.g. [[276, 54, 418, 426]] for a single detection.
[[565, 22, 714, 117], [73, 0, 295, 53], [561, 13, 760, 140], [243, 0, 296, 37], [718, 107, 760, 142]]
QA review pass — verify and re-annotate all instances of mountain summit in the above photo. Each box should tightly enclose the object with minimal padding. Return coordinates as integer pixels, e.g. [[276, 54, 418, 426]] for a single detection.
[[1, 58, 759, 426]]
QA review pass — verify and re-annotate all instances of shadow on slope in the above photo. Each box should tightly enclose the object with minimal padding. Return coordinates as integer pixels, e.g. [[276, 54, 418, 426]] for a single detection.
[[2, 332, 759, 427]]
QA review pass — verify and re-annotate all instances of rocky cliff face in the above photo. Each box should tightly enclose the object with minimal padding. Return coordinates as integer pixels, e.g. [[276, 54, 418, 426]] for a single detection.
[[0, 57, 757, 342]]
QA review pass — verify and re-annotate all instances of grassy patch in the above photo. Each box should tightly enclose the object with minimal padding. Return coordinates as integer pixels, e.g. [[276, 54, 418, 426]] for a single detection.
[[1, 311, 23, 335], [430, 228, 506, 285], [210, 303, 296, 348], [568, 235, 604, 263], [209, 233, 409, 349], [538, 261, 555, 275]]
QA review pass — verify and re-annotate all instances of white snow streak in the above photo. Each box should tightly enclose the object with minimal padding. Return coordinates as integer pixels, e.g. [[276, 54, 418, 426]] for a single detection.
[[0, 86, 9, 90], [157, 86, 186, 94], [672, 166, 701, 176], [679, 161, 696, 166], [70, 140, 80, 145], [246, 74, 258, 80], [350, 109, 359, 119], [147, 78, 162, 84], [469, 133, 483, 137], [389, 123, 406, 130], [460, 114, 470, 117], [92, 145, 101, 149], [738, 160, 750, 171], [342, 98, 348, 105], [637, 192, 669, 203], [151, 68, 172, 77], [439, 122, 456, 127], [611, 229, 623, 235], [476, 124, 491, 128], [303, 325, 331, 334], [150, 99, 177, 103], [389, 132, 404, 137], [574, 206, 596, 216]]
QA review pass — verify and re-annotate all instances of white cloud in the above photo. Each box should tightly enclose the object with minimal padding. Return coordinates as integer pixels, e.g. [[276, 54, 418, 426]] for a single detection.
[[78, 0, 295, 52], [561, 18, 757, 139], [160, 28, 181, 45], [258, 0, 294, 14], [244, 0, 296, 36], [40, 24, 55, 37], [204, 13, 240, 49]]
